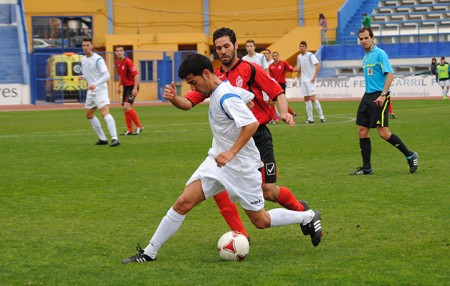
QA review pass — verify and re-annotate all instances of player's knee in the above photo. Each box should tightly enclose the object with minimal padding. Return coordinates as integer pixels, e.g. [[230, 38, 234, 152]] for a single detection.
[[173, 196, 193, 215]]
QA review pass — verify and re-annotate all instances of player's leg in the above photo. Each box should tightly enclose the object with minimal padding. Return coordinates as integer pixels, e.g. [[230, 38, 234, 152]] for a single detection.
[[98, 96, 120, 146], [86, 105, 107, 143], [301, 84, 314, 123], [213, 191, 249, 238], [351, 94, 373, 175], [310, 94, 325, 123]]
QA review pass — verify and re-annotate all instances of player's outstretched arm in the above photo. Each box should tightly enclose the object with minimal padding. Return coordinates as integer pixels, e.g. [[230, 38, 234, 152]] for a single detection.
[[277, 93, 295, 127], [163, 81, 194, 110]]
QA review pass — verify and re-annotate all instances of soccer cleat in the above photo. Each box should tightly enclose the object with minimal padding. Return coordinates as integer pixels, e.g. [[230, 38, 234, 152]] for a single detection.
[[122, 131, 137, 136], [349, 167, 374, 175], [390, 114, 397, 119], [304, 120, 314, 124], [299, 200, 310, 211], [320, 118, 326, 123], [407, 151, 418, 173], [95, 139, 108, 145], [110, 139, 121, 147], [300, 210, 322, 247], [135, 127, 144, 134], [122, 244, 156, 264], [293, 112, 297, 122]]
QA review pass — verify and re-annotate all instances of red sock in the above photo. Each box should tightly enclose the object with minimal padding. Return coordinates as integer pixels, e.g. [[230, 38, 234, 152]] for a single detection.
[[277, 186, 304, 211], [124, 111, 133, 132], [213, 191, 248, 238], [388, 101, 393, 114], [288, 106, 296, 115], [129, 109, 142, 128]]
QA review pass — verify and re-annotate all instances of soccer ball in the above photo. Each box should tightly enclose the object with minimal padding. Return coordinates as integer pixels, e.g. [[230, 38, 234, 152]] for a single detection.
[[217, 231, 249, 261]]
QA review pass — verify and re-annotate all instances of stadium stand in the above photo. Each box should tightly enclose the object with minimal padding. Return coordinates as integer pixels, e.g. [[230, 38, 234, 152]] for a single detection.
[[0, 3, 28, 84], [320, 0, 450, 78]]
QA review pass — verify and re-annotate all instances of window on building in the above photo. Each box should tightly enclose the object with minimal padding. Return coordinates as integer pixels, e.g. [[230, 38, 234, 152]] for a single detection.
[[140, 60, 154, 82], [31, 16, 92, 50]]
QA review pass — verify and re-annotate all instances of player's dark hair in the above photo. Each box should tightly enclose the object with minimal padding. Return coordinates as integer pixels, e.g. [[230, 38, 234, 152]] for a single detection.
[[115, 45, 124, 50], [82, 38, 93, 43], [178, 54, 213, 79], [213, 27, 237, 45], [300, 40, 307, 47], [441, 56, 445, 60], [358, 27, 374, 37]]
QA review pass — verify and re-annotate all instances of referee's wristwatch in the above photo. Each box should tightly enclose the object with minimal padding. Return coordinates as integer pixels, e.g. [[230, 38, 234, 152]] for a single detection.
[[380, 92, 387, 97]]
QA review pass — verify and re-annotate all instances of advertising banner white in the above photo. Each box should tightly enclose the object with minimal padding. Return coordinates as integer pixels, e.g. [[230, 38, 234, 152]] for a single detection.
[[0, 84, 24, 105], [286, 75, 437, 99]]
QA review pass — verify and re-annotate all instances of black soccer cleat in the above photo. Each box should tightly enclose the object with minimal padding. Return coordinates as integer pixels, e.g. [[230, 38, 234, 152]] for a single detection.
[[349, 167, 374, 175], [110, 139, 120, 147], [95, 139, 108, 145], [300, 210, 322, 247], [122, 244, 156, 264], [304, 120, 314, 124], [299, 200, 310, 211], [407, 151, 418, 173]]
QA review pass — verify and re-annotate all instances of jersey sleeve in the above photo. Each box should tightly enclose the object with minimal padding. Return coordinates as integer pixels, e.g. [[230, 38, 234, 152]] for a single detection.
[[379, 50, 393, 74], [185, 90, 207, 106], [284, 61, 294, 72], [222, 94, 257, 129], [126, 58, 138, 77], [252, 63, 284, 99]]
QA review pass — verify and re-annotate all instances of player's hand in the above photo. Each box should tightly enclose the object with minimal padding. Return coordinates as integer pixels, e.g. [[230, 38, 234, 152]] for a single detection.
[[88, 84, 96, 91], [215, 151, 234, 168], [163, 81, 177, 101], [374, 95, 385, 107], [280, 112, 295, 127], [117, 87, 121, 94], [132, 88, 138, 96]]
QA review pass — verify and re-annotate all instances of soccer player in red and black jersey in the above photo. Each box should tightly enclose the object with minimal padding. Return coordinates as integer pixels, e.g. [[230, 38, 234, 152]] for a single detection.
[[115, 46, 143, 135], [163, 27, 320, 246], [269, 51, 297, 119]]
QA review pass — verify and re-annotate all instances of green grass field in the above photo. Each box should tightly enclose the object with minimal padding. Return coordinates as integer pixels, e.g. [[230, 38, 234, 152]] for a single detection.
[[0, 99, 448, 285]]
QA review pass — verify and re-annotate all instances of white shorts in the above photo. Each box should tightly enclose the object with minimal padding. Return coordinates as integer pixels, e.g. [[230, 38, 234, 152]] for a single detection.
[[186, 155, 264, 211], [84, 91, 110, 109], [438, 79, 450, 87], [300, 81, 317, 97]]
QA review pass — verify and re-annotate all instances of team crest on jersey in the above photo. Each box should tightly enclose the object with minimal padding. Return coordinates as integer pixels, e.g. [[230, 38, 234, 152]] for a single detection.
[[235, 76, 243, 88]]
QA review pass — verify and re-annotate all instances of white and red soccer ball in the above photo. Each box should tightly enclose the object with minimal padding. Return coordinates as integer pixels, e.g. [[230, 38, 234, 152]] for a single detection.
[[217, 231, 249, 261]]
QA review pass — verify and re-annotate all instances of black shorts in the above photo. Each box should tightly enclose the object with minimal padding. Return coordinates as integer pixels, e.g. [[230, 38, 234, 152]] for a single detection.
[[278, 82, 287, 94], [356, 91, 390, 128], [121, 85, 139, 105], [253, 124, 277, 184]]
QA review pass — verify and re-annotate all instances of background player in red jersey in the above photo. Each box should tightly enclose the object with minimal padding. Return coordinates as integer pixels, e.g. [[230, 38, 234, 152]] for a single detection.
[[269, 51, 298, 120], [115, 45, 143, 135], [163, 27, 320, 247]]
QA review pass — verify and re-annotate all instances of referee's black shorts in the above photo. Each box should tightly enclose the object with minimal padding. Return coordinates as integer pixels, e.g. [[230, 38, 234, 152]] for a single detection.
[[356, 91, 390, 128], [253, 124, 277, 184]]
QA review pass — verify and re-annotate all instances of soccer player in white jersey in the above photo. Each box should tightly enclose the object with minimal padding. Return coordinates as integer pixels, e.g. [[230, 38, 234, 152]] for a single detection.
[[80, 38, 120, 147], [296, 41, 326, 124], [242, 39, 265, 67], [122, 54, 322, 263]]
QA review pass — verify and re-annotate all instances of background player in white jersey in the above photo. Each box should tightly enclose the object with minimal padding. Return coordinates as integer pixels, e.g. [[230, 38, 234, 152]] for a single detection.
[[242, 39, 265, 67], [80, 38, 120, 147], [122, 54, 322, 263], [296, 41, 326, 124]]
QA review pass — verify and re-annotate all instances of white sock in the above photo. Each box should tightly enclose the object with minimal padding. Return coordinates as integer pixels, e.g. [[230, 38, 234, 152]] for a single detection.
[[314, 100, 325, 119], [104, 114, 118, 140], [267, 208, 314, 227], [442, 89, 446, 97], [89, 116, 107, 141], [144, 207, 186, 259], [305, 101, 313, 121]]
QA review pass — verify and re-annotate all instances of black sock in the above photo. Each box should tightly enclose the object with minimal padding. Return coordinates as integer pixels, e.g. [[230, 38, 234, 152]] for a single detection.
[[360, 137, 371, 169], [386, 133, 413, 157]]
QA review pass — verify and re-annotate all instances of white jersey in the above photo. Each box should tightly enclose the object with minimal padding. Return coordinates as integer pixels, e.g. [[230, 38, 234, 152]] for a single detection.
[[81, 53, 110, 93], [208, 80, 262, 172], [263, 58, 273, 70], [242, 53, 265, 67], [296, 52, 319, 82]]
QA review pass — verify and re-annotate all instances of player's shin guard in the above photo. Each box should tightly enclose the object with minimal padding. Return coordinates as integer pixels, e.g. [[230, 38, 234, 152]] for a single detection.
[[213, 191, 248, 238], [277, 186, 304, 211], [124, 110, 133, 132], [129, 109, 142, 128]]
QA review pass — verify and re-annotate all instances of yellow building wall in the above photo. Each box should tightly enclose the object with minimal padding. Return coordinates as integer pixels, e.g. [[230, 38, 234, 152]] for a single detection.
[[24, 0, 345, 101]]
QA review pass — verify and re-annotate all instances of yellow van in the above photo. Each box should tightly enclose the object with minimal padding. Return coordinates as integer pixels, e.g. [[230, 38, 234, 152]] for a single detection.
[[46, 52, 87, 102]]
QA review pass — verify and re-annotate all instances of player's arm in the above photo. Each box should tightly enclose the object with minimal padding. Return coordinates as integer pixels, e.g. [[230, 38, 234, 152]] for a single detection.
[[215, 121, 259, 168], [375, 72, 394, 107], [130, 61, 139, 97], [276, 93, 295, 127], [163, 81, 194, 110], [311, 62, 320, 83]]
